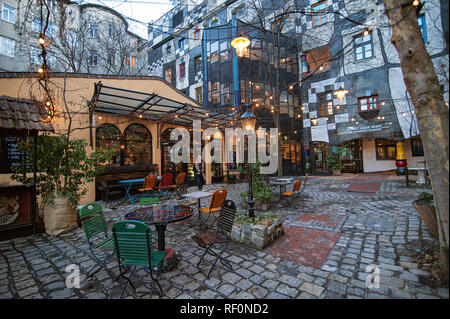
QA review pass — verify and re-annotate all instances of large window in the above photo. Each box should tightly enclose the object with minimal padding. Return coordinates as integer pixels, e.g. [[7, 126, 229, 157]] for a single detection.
[[123, 124, 152, 166], [411, 138, 424, 157], [0, 36, 15, 57], [358, 95, 379, 112], [376, 139, 396, 160], [2, 3, 15, 23], [355, 33, 373, 61], [312, 1, 327, 27], [96, 124, 121, 166]]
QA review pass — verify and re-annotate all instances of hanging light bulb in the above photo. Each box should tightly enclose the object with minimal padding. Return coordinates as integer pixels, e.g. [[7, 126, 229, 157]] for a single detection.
[[230, 36, 251, 57], [334, 87, 349, 102], [413, 0, 420, 7]]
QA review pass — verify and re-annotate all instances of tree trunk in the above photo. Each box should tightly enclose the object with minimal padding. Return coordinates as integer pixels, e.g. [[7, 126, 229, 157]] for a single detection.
[[383, 0, 449, 278]]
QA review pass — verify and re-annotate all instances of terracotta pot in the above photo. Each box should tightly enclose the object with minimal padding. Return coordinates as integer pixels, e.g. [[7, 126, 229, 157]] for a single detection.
[[412, 201, 439, 239], [43, 197, 78, 236], [333, 169, 341, 176]]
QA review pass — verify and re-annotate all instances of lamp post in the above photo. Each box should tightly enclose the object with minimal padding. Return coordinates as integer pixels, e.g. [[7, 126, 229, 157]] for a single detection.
[[240, 103, 257, 218]]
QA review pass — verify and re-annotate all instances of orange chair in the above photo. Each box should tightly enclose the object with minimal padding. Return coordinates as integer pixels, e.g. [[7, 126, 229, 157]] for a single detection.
[[169, 172, 187, 198], [199, 188, 227, 228], [281, 179, 302, 206], [138, 175, 158, 197]]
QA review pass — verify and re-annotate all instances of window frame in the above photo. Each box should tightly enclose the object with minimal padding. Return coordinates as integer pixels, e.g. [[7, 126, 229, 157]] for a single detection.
[[312, 1, 327, 27], [89, 23, 99, 39], [318, 91, 333, 117], [179, 62, 185, 79], [0, 36, 15, 57], [358, 95, 379, 112], [2, 3, 15, 23], [195, 86, 203, 104], [88, 50, 98, 66], [411, 138, 424, 157], [354, 33, 374, 61], [375, 139, 397, 161], [194, 55, 202, 73]]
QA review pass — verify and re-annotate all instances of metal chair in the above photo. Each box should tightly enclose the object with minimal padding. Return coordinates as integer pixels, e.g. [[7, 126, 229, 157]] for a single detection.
[[198, 188, 227, 228], [191, 200, 237, 277], [138, 175, 158, 198], [79, 203, 115, 278], [280, 179, 302, 206], [112, 220, 167, 298], [157, 173, 174, 199], [168, 172, 187, 198]]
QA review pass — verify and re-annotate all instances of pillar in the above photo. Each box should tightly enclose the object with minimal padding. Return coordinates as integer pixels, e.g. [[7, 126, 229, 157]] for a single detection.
[[395, 141, 407, 175]]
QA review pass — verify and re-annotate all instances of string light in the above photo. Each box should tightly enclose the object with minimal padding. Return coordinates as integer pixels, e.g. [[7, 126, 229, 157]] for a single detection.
[[363, 29, 371, 37], [413, 0, 420, 7]]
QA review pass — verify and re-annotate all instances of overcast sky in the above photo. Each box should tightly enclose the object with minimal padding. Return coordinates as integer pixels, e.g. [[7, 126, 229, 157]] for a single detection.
[[78, 0, 176, 39]]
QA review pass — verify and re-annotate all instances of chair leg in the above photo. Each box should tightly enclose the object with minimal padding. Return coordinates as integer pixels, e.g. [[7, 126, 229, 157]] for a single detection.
[[119, 266, 136, 299]]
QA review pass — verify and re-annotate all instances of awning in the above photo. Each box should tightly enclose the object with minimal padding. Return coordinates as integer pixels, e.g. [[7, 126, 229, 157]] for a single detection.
[[90, 82, 234, 129], [0, 96, 54, 131]]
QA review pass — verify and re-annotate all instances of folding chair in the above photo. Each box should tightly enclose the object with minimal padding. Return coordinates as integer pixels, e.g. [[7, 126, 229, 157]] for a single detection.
[[198, 188, 227, 228], [168, 172, 187, 198], [139, 197, 159, 207], [191, 200, 237, 277], [112, 220, 167, 298], [280, 179, 302, 206], [138, 175, 158, 198], [79, 203, 115, 278], [157, 173, 174, 199], [298, 174, 309, 198]]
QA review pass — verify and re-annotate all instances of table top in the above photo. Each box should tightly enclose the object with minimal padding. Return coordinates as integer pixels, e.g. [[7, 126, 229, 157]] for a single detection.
[[119, 178, 145, 184], [270, 180, 293, 185], [182, 191, 213, 199], [124, 204, 193, 225]]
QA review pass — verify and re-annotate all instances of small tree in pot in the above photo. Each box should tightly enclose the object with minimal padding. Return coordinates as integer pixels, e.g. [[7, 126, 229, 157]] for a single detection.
[[327, 148, 342, 176], [11, 135, 112, 236]]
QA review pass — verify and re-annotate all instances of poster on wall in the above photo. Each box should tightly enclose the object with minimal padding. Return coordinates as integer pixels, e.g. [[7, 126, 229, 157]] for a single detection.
[[0, 185, 33, 233], [311, 125, 329, 143]]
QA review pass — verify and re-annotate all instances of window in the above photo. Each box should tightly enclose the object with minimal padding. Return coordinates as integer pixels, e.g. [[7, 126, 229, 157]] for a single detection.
[[376, 139, 396, 160], [125, 56, 136, 68], [306, 45, 330, 72], [0, 36, 15, 57], [355, 33, 373, 61], [89, 23, 99, 38], [108, 23, 116, 38], [312, 1, 327, 27], [107, 50, 115, 66], [30, 46, 42, 64], [172, 10, 184, 28], [96, 124, 121, 166], [123, 124, 152, 166], [417, 14, 427, 43], [211, 52, 219, 63], [193, 27, 201, 40], [179, 62, 185, 79], [88, 51, 97, 66], [166, 44, 172, 54], [195, 86, 203, 104], [411, 138, 424, 157], [194, 55, 202, 73], [47, 23, 57, 38], [2, 3, 15, 23], [32, 17, 41, 32], [318, 92, 333, 117], [165, 68, 172, 83], [178, 37, 185, 50], [358, 95, 379, 112]]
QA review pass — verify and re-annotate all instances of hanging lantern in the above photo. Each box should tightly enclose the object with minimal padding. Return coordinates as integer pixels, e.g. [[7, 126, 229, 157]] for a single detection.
[[334, 87, 349, 102], [240, 109, 256, 131], [231, 36, 250, 57]]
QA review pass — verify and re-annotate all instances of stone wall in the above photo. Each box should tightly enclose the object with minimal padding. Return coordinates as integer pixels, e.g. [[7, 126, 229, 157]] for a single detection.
[[230, 218, 284, 249]]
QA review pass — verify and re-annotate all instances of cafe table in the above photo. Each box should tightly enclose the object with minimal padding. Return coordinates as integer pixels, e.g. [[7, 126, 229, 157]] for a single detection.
[[269, 178, 294, 198], [181, 191, 213, 225], [124, 203, 194, 271], [118, 178, 145, 204]]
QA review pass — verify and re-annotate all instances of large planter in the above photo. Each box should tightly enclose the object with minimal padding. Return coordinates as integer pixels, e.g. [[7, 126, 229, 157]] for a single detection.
[[231, 218, 284, 249], [43, 197, 78, 236], [333, 169, 341, 176], [412, 201, 439, 239]]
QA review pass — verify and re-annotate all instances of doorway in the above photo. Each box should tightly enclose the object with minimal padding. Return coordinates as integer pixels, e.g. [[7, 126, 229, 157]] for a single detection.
[[339, 140, 363, 173], [312, 142, 328, 173]]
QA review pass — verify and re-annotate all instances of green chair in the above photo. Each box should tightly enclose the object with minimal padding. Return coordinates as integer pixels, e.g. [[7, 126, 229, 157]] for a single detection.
[[112, 220, 167, 298], [79, 203, 115, 278], [139, 197, 159, 207]]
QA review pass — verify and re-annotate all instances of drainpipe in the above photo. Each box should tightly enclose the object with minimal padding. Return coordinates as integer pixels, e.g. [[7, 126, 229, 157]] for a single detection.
[[231, 10, 240, 107], [202, 25, 208, 108]]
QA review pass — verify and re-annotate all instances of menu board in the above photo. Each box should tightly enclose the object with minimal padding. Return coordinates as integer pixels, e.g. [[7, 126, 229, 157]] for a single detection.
[[0, 135, 31, 173]]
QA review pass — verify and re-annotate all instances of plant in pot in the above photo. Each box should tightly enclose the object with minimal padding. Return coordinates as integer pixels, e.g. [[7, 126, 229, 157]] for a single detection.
[[327, 149, 342, 176], [240, 160, 275, 211], [11, 135, 112, 236], [412, 192, 439, 239]]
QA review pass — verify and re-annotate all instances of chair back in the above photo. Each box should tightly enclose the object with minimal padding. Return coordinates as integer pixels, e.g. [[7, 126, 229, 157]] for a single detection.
[[217, 200, 236, 236], [112, 220, 152, 266], [160, 173, 173, 188], [292, 180, 302, 192], [209, 188, 227, 209], [176, 172, 187, 185], [140, 197, 159, 207], [79, 203, 107, 241], [302, 174, 309, 188], [143, 175, 158, 189]]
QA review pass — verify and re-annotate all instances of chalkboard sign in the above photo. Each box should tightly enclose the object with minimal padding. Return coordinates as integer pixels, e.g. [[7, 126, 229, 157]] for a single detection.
[[0, 135, 31, 174]]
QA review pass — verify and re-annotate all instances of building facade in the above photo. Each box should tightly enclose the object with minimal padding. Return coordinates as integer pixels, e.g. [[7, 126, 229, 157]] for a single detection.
[[0, 0, 147, 75]]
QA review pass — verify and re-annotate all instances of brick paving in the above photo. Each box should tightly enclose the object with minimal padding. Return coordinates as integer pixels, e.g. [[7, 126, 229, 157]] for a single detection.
[[0, 172, 448, 299]]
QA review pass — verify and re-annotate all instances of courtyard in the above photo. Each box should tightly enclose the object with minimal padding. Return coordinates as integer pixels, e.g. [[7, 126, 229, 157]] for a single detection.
[[0, 172, 447, 300]]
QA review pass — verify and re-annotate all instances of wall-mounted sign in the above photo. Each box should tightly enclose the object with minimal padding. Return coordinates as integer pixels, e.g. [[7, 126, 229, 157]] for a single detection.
[[338, 123, 391, 135]]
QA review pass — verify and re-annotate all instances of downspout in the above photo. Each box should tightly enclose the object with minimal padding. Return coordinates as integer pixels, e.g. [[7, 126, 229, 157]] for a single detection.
[[231, 11, 240, 107], [202, 26, 208, 108]]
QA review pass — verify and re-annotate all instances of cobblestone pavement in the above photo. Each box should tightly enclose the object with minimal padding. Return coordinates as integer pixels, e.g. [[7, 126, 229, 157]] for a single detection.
[[0, 172, 448, 299]]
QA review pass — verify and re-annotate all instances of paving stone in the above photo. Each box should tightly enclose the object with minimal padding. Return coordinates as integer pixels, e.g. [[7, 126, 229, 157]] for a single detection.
[[299, 282, 324, 297], [223, 272, 242, 284], [327, 280, 347, 295], [276, 284, 298, 298]]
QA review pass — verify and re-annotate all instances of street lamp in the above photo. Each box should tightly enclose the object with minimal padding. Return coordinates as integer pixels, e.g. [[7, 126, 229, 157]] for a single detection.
[[240, 103, 257, 218], [231, 35, 250, 57]]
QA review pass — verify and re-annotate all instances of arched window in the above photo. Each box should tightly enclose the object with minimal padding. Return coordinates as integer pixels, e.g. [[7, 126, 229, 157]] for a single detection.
[[96, 124, 121, 166], [123, 124, 152, 166]]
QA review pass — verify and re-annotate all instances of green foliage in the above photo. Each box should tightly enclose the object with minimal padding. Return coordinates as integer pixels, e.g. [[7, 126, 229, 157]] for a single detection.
[[235, 210, 282, 225], [417, 192, 434, 205], [11, 135, 113, 208], [305, 157, 312, 173], [327, 147, 342, 170], [240, 159, 275, 204]]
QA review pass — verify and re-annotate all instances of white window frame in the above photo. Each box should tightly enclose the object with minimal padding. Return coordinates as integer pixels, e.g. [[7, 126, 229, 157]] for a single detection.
[[0, 36, 15, 57], [2, 3, 15, 23]]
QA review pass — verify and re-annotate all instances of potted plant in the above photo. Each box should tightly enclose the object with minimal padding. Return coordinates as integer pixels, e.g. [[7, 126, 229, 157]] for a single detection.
[[412, 192, 439, 239], [327, 149, 342, 176], [240, 160, 275, 211], [11, 135, 112, 236]]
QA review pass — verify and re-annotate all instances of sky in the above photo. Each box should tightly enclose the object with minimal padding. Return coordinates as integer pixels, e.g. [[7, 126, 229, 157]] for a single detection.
[[77, 0, 176, 39]]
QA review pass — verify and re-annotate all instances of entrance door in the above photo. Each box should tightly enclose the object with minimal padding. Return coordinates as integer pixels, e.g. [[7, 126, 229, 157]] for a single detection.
[[340, 140, 363, 173], [312, 142, 328, 172]]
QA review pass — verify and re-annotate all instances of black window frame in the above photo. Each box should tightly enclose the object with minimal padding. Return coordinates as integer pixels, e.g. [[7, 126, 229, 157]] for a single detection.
[[411, 138, 424, 157], [376, 139, 397, 160]]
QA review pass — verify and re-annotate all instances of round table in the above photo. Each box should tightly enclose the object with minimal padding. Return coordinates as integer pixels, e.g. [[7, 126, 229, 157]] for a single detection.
[[124, 204, 193, 271]]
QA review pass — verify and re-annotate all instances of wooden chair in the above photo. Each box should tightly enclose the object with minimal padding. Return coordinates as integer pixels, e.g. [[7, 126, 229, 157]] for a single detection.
[[280, 179, 302, 206], [112, 220, 167, 298], [138, 175, 158, 198], [168, 172, 187, 198], [79, 203, 115, 278], [191, 200, 236, 277], [198, 188, 227, 228]]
